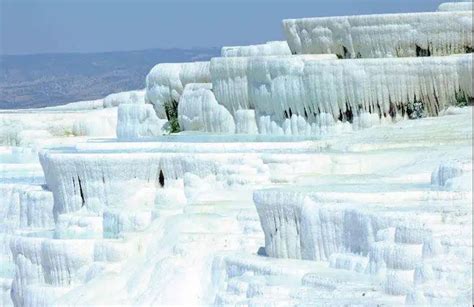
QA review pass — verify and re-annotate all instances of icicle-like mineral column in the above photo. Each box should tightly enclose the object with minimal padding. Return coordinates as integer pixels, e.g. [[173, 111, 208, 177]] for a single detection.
[[210, 54, 337, 117], [283, 11, 473, 57], [211, 54, 471, 135], [210, 57, 252, 115], [247, 54, 472, 124]]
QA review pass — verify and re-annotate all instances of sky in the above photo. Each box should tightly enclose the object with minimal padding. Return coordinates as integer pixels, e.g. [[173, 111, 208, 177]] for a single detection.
[[0, 0, 451, 55]]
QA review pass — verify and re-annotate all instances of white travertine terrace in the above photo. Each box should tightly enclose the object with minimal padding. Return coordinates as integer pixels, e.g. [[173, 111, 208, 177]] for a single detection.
[[0, 108, 118, 148], [438, 2, 473, 12], [221, 41, 291, 57], [251, 108, 472, 305], [283, 11, 473, 57], [210, 57, 251, 114], [1, 106, 472, 306], [1, 3, 473, 306], [247, 54, 472, 122], [210, 54, 337, 116], [210, 54, 471, 135], [116, 104, 167, 139], [38, 141, 323, 218]]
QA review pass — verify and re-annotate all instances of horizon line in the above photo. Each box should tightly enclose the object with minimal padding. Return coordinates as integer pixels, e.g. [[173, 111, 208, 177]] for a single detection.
[[0, 46, 223, 57]]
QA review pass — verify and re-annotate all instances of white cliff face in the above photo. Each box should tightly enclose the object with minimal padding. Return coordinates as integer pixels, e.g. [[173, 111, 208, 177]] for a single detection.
[[38, 141, 312, 218], [210, 54, 471, 135], [210, 57, 251, 114], [248, 54, 471, 131], [283, 11, 473, 57], [210, 54, 337, 117], [438, 2, 473, 11], [0, 185, 54, 230], [234, 110, 258, 134], [178, 83, 235, 133], [221, 41, 291, 57], [145, 62, 211, 118], [117, 104, 167, 139], [103, 90, 146, 108]]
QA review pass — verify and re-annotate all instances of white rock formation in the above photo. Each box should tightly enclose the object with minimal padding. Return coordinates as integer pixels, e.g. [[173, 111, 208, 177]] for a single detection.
[[44, 99, 105, 111], [1, 3, 473, 306], [438, 2, 473, 11], [283, 11, 473, 57], [71, 114, 117, 137], [210, 54, 337, 116], [431, 160, 472, 191], [210, 57, 251, 114], [252, 108, 472, 305], [0, 108, 117, 147], [234, 110, 258, 134], [103, 90, 145, 108], [116, 104, 167, 139], [178, 83, 235, 133], [221, 41, 291, 57], [37, 144, 284, 217], [44, 90, 145, 111], [248, 54, 471, 126], [211, 54, 471, 135], [2, 104, 472, 306], [145, 62, 211, 118]]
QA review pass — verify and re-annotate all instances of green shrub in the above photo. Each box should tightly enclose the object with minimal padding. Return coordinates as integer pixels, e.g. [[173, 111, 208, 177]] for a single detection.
[[164, 100, 180, 133]]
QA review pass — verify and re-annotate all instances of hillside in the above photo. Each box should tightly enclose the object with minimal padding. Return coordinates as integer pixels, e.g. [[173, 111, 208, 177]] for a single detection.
[[0, 48, 219, 109]]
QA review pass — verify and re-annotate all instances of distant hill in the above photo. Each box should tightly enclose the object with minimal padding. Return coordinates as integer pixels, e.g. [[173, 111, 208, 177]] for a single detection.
[[0, 48, 220, 109]]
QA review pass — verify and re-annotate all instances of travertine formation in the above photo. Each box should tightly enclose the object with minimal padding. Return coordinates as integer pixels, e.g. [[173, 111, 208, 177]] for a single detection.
[[438, 2, 473, 12], [0, 2, 472, 306], [283, 11, 472, 58], [220, 41, 291, 57]]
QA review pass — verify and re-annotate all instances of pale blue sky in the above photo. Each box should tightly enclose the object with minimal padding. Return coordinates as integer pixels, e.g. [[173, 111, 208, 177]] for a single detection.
[[1, 0, 449, 55]]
